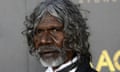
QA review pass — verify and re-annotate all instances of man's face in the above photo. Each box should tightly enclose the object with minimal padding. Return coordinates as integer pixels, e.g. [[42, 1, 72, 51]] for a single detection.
[[33, 14, 67, 67]]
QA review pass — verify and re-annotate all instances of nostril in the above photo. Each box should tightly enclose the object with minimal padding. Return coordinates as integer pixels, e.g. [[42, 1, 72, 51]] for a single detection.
[[40, 33, 53, 44], [47, 37, 53, 43]]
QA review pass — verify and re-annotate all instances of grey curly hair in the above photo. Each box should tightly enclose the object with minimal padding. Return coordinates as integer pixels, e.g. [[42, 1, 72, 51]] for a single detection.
[[22, 0, 91, 62]]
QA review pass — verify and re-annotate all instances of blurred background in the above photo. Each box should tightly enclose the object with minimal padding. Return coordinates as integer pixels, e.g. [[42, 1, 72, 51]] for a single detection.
[[0, 0, 120, 72]]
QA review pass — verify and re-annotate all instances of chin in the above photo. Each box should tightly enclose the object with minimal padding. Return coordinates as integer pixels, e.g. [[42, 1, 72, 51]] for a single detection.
[[39, 56, 64, 67]]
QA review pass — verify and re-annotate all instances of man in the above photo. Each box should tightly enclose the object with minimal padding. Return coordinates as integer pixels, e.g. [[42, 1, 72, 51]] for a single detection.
[[23, 0, 97, 72]]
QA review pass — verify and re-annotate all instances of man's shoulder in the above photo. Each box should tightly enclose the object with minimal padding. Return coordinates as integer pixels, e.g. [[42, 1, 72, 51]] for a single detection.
[[76, 67, 97, 72], [76, 61, 97, 72]]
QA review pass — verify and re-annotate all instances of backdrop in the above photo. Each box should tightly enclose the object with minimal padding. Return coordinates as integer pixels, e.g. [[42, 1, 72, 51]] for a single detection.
[[0, 0, 119, 72]]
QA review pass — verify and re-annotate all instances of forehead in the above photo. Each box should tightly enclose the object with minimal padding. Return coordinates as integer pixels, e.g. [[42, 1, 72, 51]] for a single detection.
[[37, 14, 63, 28]]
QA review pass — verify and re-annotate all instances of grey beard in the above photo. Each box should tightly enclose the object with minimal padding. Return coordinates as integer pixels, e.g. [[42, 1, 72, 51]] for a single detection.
[[33, 45, 67, 67], [39, 54, 64, 67]]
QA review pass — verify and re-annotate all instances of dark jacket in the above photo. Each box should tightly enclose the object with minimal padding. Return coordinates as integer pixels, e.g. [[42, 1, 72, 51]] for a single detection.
[[76, 61, 97, 72], [58, 57, 97, 72]]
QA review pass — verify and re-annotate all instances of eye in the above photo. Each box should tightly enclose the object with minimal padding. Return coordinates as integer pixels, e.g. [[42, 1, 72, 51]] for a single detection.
[[52, 28, 57, 32], [51, 28, 62, 33], [35, 29, 43, 34]]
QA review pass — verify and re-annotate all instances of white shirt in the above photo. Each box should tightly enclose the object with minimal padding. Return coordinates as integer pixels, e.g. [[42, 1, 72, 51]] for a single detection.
[[45, 57, 78, 72]]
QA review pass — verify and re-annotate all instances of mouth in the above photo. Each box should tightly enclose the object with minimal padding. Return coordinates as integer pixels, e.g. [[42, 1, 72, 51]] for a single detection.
[[39, 50, 60, 58]]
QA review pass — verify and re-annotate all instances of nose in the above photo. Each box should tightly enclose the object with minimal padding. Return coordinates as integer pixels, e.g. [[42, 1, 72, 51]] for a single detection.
[[40, 31, 53, 45]]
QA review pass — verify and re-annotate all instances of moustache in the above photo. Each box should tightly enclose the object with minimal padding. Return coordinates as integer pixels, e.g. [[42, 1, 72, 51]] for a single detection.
[[35, 45, 62, 55]]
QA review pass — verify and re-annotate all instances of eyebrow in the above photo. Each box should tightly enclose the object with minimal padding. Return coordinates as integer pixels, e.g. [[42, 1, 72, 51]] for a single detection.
[[49, 26, 63, 30], [36, 25, 63, 31]]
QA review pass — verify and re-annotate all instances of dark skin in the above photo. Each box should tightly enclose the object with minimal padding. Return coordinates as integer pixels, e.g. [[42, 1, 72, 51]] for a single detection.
[[33, 14, 74, 70]]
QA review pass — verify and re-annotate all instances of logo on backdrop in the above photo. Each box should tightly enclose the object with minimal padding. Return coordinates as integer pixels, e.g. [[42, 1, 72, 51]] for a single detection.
[[91, 50, 120, 72]]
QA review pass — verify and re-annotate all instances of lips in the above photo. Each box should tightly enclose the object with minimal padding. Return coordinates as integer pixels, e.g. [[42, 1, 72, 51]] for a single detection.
[[40, 50, 59, 55], [37, 45, 61, 58], [39, 50, 60, 58]]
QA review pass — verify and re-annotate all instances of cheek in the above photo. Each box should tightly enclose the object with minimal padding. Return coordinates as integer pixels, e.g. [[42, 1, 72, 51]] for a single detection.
[[33, 36, 40, 48], [55, 33, 64, 47]]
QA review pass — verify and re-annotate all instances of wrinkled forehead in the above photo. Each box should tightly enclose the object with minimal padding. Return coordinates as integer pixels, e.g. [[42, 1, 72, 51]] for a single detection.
[[34, 12, 63, 28], [40, 13, 60, 24], [35, 13, 63, 29]]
